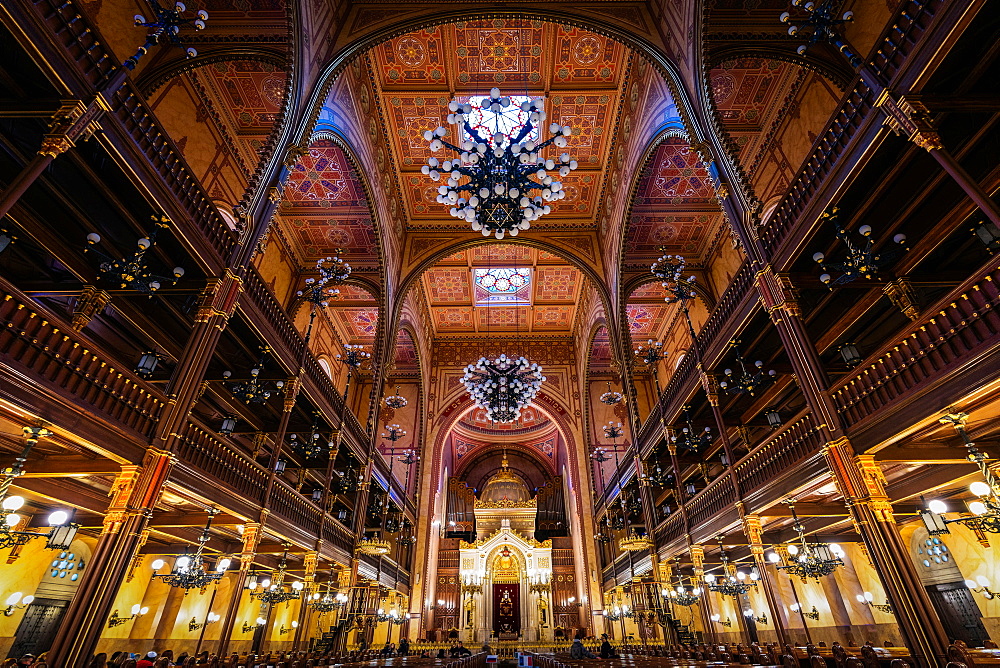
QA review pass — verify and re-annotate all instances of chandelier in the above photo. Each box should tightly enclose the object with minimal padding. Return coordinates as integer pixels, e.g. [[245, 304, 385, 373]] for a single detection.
[[85, 216, 185, 295], [619, 533, 654, 552], [779, 0, 861, 67], [383, 386, 408, 410], [671, 406, 713, 452], [310, 579, 348, 613], [651, 253, 697, 305], [356, 536, 391, 556], [704, 540, 758, 597], [599, 382, 624, 406], [225, 347, 284, 405], [720, 341, 776, 395], [336, 344, 371, 369], [603, 421, 624, 440], [422, 89, 578, 238], [811, 207, 908, 287], [249, 545, 303, 604], [668, 581, 701, 607], [0, 426, 79, 551], [459, 354, 545, 423], [126, 1, 209, 69], [151, 509, 230, 589], [381, 424, 407, 442], [923, 413, 1000, 534], [289, 414, 329, 459], [603, 601, 633, 622], [297, 253, 351, 307], [769, 502, 844, 579]]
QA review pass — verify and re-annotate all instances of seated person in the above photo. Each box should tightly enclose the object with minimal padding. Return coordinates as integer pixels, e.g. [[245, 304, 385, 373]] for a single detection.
[[570, 640, 597, 660]]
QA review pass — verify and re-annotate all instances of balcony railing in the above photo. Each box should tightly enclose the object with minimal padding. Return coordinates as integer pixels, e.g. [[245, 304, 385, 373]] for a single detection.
[[0, 287, 165, 440], [831, 258, 1000, 435]]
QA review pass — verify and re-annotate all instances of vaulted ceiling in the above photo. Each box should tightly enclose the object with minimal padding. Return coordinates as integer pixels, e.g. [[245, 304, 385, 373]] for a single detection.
[[370, 20, 631, 232], [419, 245, 584, 335]]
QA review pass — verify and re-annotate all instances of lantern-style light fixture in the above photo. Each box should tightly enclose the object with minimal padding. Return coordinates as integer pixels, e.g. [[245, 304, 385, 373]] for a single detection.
[[765, 409, 783, 429], [219, 416, 237, 435], [838, 342, 862, 367]]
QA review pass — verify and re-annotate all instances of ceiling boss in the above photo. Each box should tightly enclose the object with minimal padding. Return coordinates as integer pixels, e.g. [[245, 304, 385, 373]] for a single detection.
[[422, 88, 579, 239]]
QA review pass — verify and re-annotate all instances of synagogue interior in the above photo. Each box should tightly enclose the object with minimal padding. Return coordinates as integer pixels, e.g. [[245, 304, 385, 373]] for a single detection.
[[0, 0, 999, 667]]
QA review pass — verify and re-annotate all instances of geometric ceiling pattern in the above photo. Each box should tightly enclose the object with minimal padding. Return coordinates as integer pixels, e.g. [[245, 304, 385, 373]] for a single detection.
[[324, 284, 379, 346], [420, 245, 583, 334], [625, 137, 722, 263], [194, 60, 287, 169], [369, 19, 631, 230], [624, 281, 676, 344], [709, 57, 803, 168], [280, 141, 379, 265]]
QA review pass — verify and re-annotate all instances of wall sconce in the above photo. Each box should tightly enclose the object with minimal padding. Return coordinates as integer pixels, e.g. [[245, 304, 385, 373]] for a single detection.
[[189, 611, 220, 631], [108, 604, 148, 627], [966, 577, 997, 600], [280, 620, 299, 634], [856, 591, 893, 613], [243, 617, 267, 633], [790, 603, 820, 620], [3, 593, 34, 616], [709, 614, 732, 628]]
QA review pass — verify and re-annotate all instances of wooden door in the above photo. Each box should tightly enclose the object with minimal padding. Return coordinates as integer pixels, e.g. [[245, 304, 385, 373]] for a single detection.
[[7, 598, 67, 658], [926, 582, 989, 647]]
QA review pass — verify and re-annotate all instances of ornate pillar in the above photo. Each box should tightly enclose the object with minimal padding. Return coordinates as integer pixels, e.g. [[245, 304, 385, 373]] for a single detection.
[[741, 514, 787, 645], [218, 521, 262, 655], [0, 100, 106, 221], [877, 93, 1000, 227], [690, 545, 715, 643], [152, 273, 243, 453], [293, 551, 319, 649], [823, 446, 949, 668], [756, 268, 948, 667], [47, 450, 174, 668]]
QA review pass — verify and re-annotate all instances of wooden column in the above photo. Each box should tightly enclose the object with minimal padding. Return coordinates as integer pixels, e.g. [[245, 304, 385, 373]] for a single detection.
[[152, 272, 243, 453], [293, 551, 319, 649], [690, 545, 716, 643], [742, 514, 788, 646], [755, 267, 948, 668], [47, 450, 174, 668], [0, 100, 106, 221], [877, 93, 1000, 227], [218, 521, 262, 655]]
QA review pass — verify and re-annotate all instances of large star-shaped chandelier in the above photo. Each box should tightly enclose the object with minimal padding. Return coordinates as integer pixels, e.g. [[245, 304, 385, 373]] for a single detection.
[[422, 89, 579, 239], [459, 354, 545, 423]]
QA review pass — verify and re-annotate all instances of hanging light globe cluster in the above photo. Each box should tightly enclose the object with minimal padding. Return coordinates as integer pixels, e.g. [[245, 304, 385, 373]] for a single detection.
[[459, 354, 545, 423], [422, 88, 579, 239]]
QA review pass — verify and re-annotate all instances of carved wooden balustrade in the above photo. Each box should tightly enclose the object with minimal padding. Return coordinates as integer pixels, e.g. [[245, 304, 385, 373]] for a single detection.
[[0, 287, 165, 441], [759, 0, 940, 261], [832, 257, 1000, 447], [634, 260, 757, 457]]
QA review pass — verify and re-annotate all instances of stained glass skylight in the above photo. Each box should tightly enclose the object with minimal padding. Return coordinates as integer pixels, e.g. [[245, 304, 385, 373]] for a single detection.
[[473, 267, 532, 305], [464, 95, 539, 145]]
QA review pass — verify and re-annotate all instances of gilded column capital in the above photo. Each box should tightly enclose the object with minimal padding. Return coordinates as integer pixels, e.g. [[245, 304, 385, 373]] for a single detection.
[[876, 92, 945, 152], [742, 514, 765, 547], [70, 285, 112, 331]]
